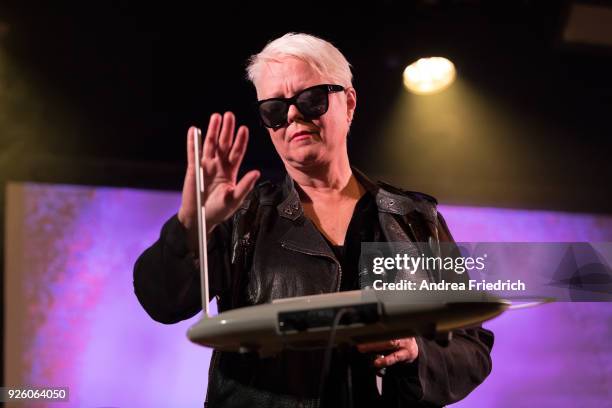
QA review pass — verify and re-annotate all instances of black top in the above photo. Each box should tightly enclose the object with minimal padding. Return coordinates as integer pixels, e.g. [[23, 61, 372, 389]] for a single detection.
[[319, 192, 389, 406], [321, 191, 382, 292]]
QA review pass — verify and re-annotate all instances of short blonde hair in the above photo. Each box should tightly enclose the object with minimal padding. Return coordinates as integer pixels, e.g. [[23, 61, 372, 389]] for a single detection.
[[246, 32, 353, 88]]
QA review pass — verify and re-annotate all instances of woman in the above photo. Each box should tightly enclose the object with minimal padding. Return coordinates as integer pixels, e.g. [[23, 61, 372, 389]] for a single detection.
[[134, 33, 493, 407]]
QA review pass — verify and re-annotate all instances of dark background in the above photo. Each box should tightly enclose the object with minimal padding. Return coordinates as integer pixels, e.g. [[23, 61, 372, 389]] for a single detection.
[[1, 0, 611, 384], [1, 1, 610, 212]]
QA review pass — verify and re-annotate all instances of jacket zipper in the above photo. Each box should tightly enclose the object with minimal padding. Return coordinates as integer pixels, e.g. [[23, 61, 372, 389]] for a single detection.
[[280, 243, 343, 292]]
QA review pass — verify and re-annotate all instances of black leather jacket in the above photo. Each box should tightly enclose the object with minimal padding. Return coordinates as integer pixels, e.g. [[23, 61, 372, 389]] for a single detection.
[[133, 168, 494, 408]]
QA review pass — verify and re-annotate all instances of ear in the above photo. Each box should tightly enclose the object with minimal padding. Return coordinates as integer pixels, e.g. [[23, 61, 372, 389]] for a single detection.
[[345, 87, 357, 123]]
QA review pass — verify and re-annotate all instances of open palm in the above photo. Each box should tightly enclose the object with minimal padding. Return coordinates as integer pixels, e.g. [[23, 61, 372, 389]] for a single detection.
[[178, 112, 260, 250]]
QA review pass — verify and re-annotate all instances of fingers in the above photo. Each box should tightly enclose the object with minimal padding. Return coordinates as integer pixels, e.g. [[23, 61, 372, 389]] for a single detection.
[[203, 113, 222, 160], [356, 339, 400, 353], [197, 111, 250, 185], [358, 338, 418, 368], [218, 112, 235, 157], [228, 125, 249, 173], [373, 348, 417, 368], [202, 111, 246, 164]]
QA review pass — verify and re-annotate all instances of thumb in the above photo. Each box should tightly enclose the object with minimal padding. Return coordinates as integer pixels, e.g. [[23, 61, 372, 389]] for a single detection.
[[231, 170, 261, 204]]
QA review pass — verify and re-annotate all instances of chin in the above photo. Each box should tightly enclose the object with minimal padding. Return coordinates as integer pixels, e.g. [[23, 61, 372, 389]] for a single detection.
[[285, 150, 327, 169]]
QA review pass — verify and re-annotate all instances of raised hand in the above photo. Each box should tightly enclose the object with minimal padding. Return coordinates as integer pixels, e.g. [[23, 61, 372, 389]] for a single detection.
[[178, 112, 260, 251]]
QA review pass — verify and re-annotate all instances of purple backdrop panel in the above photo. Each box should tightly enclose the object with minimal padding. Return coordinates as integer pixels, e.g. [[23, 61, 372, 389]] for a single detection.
[[5, 183, 214, 408], [440, 205, 612, 407], [4, 185, 612, 407]]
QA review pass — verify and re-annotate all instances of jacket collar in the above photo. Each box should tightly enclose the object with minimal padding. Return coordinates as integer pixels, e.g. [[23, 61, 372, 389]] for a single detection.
[[277, 166, 433, 221], [276, 173, 335, 268], [275, 167, 436, 269], [277, 175, 304, 221]]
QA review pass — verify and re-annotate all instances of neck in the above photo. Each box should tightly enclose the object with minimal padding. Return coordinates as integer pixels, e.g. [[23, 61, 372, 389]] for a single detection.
[[286, 154, 352, 189], [284, 154, 364, 201]]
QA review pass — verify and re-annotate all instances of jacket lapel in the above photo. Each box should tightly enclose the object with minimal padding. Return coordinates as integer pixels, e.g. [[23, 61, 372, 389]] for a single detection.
[[352, 167, 435, 283], [274, 168, 435, 284], [277, 175, 337, 260]]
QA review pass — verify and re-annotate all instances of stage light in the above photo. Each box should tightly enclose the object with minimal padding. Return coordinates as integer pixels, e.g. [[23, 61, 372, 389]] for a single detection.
[[403, 57, 456, 95]]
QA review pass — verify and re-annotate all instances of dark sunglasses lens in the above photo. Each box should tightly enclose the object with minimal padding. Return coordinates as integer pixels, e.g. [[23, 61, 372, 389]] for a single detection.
[[297, 87, 328, 118], [259, 100, 288, 128]]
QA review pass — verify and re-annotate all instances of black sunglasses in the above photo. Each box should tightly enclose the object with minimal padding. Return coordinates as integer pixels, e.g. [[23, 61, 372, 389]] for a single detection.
[[256, 84, 345, 129]]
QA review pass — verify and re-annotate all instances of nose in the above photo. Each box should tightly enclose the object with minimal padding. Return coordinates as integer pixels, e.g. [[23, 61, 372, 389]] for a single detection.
[[286, 103, 304, 125]]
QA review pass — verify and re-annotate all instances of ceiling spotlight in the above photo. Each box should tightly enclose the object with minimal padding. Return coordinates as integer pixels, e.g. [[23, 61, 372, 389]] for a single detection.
[[403, 57, 456, 95]]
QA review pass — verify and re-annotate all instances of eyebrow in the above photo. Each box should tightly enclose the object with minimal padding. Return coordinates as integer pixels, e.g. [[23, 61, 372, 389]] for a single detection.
[[260, 84, 317, 101]]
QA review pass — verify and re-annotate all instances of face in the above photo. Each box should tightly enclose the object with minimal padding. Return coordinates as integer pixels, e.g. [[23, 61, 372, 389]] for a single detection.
[[255, 58, 356, 171]]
